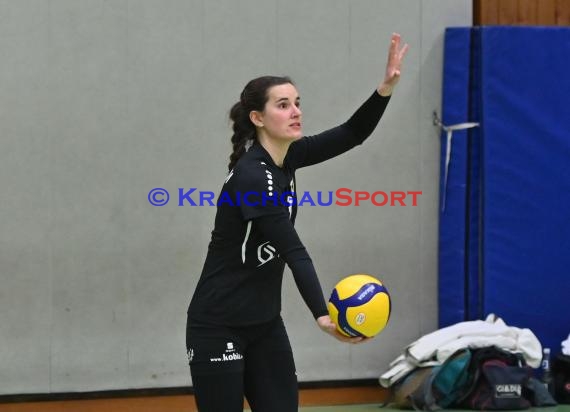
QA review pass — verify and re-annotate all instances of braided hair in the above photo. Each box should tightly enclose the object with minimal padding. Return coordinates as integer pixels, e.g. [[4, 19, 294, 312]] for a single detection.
[[228, 76, 294, 171]]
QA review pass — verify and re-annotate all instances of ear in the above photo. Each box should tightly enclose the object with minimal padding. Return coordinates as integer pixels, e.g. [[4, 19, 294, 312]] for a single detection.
[[249, 110, 264, 128]]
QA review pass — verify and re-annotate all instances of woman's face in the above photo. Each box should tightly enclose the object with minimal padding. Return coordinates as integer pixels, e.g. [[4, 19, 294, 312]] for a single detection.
[[253, 83, 302, 141]]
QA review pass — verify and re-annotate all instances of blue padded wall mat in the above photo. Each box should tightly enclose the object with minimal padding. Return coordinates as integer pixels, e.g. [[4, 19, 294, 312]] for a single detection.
[[466, 28, 483, 323], [480, 27, 570, 352], [439, 27, 570, 352], [438, 27, 472, 327]]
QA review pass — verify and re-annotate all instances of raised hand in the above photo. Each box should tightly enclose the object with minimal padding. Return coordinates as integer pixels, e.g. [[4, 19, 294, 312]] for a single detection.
[[378, 32, 409, 96]]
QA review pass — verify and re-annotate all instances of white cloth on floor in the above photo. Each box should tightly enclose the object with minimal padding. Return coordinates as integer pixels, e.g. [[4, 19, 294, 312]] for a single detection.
[[379, 314, 542, 388], [562, 333, 570, 355]]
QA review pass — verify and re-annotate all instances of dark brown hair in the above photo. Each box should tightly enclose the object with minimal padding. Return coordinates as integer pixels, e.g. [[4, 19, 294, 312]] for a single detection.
[[228, 75, 294, 171]]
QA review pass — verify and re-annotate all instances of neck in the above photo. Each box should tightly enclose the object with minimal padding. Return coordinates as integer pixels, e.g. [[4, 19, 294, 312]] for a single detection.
[[257, 134, 292, 168]]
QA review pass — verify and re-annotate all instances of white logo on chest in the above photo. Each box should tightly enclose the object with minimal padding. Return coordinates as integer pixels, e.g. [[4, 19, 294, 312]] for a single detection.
[[257, 241, 278, 267]]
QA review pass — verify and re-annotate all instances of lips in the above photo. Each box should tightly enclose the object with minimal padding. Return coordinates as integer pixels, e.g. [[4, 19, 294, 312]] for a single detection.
[[290, 122, 301, 128]]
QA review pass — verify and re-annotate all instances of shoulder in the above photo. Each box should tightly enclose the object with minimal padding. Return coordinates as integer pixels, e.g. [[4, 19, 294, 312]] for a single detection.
[[284, 137, 307, 169], [232, 157, 274, 194]]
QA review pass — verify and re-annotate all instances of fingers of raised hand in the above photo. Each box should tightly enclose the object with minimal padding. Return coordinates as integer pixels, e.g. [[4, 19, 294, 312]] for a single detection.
[[389, 33, 409, 65], [398, 42, 410, 61], [390, 32, 401, 55]]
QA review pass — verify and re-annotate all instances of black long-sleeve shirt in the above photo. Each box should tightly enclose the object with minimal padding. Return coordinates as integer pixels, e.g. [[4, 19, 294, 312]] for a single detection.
[[188, 90, 390, 326]]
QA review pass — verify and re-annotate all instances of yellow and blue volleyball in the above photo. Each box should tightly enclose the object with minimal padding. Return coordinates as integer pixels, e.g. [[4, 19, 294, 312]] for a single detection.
[[328, 274, 391, 338]]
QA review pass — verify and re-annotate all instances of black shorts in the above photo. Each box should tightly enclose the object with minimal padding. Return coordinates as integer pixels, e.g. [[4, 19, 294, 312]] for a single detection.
[[186, 315, 298, 412]]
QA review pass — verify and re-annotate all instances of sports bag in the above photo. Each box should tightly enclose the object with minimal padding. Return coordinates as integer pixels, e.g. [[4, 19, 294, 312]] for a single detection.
[[390, 366, 435, 409], [552, 353, 570, 403], [462, 358, 531, 410], [408, 349, 472, 410], [386, 349, 471, 410]]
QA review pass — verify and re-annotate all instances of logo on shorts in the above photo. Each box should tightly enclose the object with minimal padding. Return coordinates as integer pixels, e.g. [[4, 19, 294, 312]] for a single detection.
[[209, 341, 243, 363], [187, 348, 194, 363]]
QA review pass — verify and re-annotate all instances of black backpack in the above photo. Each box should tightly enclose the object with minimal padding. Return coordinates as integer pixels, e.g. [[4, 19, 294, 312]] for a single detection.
[[553, 354, 570, 403], [457, 346, 531, 410]]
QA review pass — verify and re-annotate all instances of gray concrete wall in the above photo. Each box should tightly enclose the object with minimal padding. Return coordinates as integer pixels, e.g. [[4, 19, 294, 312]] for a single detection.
[[0, 0, 471, 394]]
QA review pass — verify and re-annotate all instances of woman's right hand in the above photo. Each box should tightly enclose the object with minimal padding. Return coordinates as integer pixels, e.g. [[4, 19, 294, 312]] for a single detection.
[[316, 315, 370, 344]]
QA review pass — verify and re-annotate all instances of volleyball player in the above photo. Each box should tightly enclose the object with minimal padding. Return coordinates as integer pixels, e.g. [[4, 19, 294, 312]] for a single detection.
[[186, 33, 409, 412]]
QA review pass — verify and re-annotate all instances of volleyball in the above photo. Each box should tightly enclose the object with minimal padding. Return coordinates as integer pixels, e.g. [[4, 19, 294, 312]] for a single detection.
[[327, 274, 391, 338]]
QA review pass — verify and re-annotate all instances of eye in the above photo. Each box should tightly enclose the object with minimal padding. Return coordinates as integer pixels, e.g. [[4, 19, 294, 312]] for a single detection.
[[278, 102, 288, 109]]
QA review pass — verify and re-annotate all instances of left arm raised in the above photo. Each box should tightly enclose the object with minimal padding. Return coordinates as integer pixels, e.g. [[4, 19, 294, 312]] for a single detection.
[[285, 33, 409, 170]]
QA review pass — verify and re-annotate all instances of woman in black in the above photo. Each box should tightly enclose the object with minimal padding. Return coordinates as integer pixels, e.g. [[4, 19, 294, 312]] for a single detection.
[[187, 33, 409, 412]]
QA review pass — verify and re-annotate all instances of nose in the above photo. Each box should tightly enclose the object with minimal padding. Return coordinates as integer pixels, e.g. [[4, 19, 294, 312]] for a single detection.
[[292, 105, 302, 117]]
